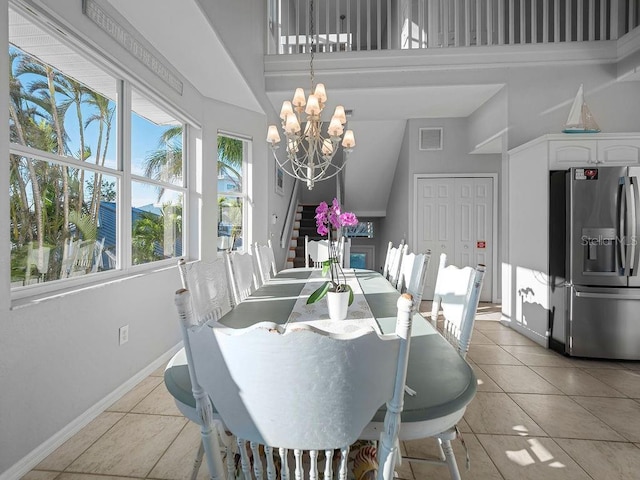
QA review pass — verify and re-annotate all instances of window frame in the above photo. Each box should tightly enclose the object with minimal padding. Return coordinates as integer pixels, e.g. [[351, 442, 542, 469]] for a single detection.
[[9, 4, 191, 300], [217, 132, 250, 254]]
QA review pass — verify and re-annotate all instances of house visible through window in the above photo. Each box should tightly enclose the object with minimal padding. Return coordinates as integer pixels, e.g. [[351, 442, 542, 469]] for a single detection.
[[217, 134, 246, 251]]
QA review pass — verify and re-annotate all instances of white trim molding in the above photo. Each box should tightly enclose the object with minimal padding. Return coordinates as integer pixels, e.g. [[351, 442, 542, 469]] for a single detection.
[[82, 0, 184, 95]]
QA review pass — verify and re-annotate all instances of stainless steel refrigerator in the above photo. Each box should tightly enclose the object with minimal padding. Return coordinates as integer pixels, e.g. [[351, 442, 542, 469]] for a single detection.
[[549, 166, 640, 360]]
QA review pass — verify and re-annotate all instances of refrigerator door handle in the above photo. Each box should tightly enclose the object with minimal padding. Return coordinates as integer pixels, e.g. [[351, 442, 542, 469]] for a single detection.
[[619, 177, 629, 275], [630, 176, 640, 276], [575, 291, 640, 300]]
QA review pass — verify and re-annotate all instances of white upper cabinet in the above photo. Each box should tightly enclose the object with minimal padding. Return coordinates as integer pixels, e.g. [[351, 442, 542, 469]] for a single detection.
[[549, 140, 597, 166], [596, 139, 640, 165], [548, 135, 640, 168]]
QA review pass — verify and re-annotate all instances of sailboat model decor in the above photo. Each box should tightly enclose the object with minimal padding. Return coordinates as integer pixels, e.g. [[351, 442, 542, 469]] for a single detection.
[[563, 84, 601, 133]]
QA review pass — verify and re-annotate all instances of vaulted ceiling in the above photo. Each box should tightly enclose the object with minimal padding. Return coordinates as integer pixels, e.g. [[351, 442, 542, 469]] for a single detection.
[[104, 0, 506, 215]]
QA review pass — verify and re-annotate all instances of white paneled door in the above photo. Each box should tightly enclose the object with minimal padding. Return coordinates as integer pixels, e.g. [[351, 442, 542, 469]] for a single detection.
[[416, 176, 493, 301]]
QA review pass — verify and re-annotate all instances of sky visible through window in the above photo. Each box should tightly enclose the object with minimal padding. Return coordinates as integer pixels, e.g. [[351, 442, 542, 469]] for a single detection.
[[11, 45, 181, 209]]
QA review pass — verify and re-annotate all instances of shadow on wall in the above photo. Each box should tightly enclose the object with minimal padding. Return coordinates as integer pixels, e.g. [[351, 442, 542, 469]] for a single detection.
[[516, 286, 549, 344]]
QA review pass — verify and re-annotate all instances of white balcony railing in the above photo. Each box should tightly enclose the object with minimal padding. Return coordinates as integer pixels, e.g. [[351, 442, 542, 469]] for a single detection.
[[268, 0, 640, 54]]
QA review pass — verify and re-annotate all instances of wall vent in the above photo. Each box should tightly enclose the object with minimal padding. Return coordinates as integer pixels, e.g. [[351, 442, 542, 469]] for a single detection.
[[419, 127, 443, 151]]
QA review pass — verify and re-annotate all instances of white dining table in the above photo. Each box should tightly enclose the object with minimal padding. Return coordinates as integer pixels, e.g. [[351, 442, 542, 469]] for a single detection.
[[165, 267, 477, 441]]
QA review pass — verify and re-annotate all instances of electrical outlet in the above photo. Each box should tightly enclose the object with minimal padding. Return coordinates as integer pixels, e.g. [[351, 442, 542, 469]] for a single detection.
[[119, 325, 129, 345]]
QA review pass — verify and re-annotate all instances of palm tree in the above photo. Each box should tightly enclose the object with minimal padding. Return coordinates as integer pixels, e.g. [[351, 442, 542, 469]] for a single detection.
[[9, 50, 44, 250], [17, 54, 74, 239], [142, 129, 244, 197], [9, 47, 116, 281], [84, 91, 115, 221], [218, 135, 243, 189], [143, 125, 183, 185]]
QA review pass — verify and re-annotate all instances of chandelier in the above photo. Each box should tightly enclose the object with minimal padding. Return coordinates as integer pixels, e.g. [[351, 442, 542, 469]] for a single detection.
[[266, 0, 355, 190]]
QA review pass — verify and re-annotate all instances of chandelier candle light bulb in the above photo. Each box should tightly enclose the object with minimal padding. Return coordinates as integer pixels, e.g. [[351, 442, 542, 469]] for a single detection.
[[292, 88, 306, 109], [342, 130, 356, 150], [279, 101, 293, 120], [327, 117, 344, 137], [333, 105, 347, 123], [305, 94, 321, 116]]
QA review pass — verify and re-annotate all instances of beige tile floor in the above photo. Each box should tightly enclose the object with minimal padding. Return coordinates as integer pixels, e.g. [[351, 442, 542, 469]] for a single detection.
[[22, 303, 640, 480]]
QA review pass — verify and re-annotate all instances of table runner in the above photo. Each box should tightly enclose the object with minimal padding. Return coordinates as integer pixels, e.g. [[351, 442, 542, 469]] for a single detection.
[[285, 269, 379, 334]]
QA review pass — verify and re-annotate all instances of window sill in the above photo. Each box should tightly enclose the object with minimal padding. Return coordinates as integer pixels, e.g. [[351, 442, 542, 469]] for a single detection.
[[10, 261, 179, 311]]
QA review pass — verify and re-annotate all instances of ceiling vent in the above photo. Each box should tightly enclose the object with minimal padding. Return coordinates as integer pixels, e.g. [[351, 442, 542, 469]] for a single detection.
[[419, 127, 443, 151]]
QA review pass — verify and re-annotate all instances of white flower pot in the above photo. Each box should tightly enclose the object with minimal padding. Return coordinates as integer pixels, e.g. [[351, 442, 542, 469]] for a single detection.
[[327, 290, 350, 321]]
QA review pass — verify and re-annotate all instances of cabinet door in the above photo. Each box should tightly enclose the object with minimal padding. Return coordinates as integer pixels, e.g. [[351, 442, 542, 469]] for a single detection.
[[549, 140, 597, 167], [597, 139, 640, 165]]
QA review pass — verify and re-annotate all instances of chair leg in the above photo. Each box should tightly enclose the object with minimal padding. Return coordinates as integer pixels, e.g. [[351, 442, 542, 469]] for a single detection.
[[404, 426, 470, 480], [439, 439, 462, 480], [190, 441, 205, 480], [200, 422, 225, 480]]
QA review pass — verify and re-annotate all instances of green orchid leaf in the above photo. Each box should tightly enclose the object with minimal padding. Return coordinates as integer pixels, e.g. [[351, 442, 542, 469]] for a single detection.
[[307, 281, 331, 304], [346, 284, 354, 306], [321, 260, 331, 276]]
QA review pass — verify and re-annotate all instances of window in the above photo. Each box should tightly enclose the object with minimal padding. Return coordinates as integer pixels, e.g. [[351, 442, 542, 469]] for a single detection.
[[9, 6, 186, 290], [344, 221, 375, 238], [130, 90, 184, 265], [217, 134, 246, 251]]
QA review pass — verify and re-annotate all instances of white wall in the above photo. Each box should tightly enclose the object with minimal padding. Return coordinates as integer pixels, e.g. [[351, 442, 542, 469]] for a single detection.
[[467, 86, 508, 153], [379, 117, 502, 274], [377, 122, 411, 268], [506, 63, 640, 149]]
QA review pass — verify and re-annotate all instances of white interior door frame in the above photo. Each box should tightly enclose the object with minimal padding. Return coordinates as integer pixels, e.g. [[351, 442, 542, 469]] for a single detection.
[[412, 173, 499, 303]]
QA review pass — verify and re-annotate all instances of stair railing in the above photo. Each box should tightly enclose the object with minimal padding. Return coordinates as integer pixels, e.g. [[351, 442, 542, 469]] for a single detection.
[[280, 179, 300, 250]]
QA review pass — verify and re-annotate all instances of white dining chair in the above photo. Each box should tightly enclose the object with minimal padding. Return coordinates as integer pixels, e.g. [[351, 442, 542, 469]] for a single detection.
[[265, 239, 278, 275], [164, 258, 235, 480], [253, 240, 278, 286], [430, 253, 486, 359], [225, 250, 257, 305], [305, 235, 330, 268], [403, 254, 486, 479], [339, 236, 351, 268], [384, 242, 407, 289], [250, 243, 265, 288], [181, 292, 415, 480], [397, 249, 432, 308]]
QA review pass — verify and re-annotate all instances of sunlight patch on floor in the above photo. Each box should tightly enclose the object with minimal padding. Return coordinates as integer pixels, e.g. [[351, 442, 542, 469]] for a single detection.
[[505, 438, 566, 469]]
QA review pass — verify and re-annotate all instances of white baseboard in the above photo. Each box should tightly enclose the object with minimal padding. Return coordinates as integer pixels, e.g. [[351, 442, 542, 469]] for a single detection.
[[0, 343, 182, 480]]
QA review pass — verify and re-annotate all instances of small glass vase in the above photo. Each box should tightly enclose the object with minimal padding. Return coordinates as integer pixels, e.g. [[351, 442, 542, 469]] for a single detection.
[[327, 290, 350, 321]]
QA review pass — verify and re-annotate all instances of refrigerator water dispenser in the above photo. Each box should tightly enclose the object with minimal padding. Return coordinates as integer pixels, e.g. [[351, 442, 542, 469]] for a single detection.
[[581, 227, 617, 274]]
